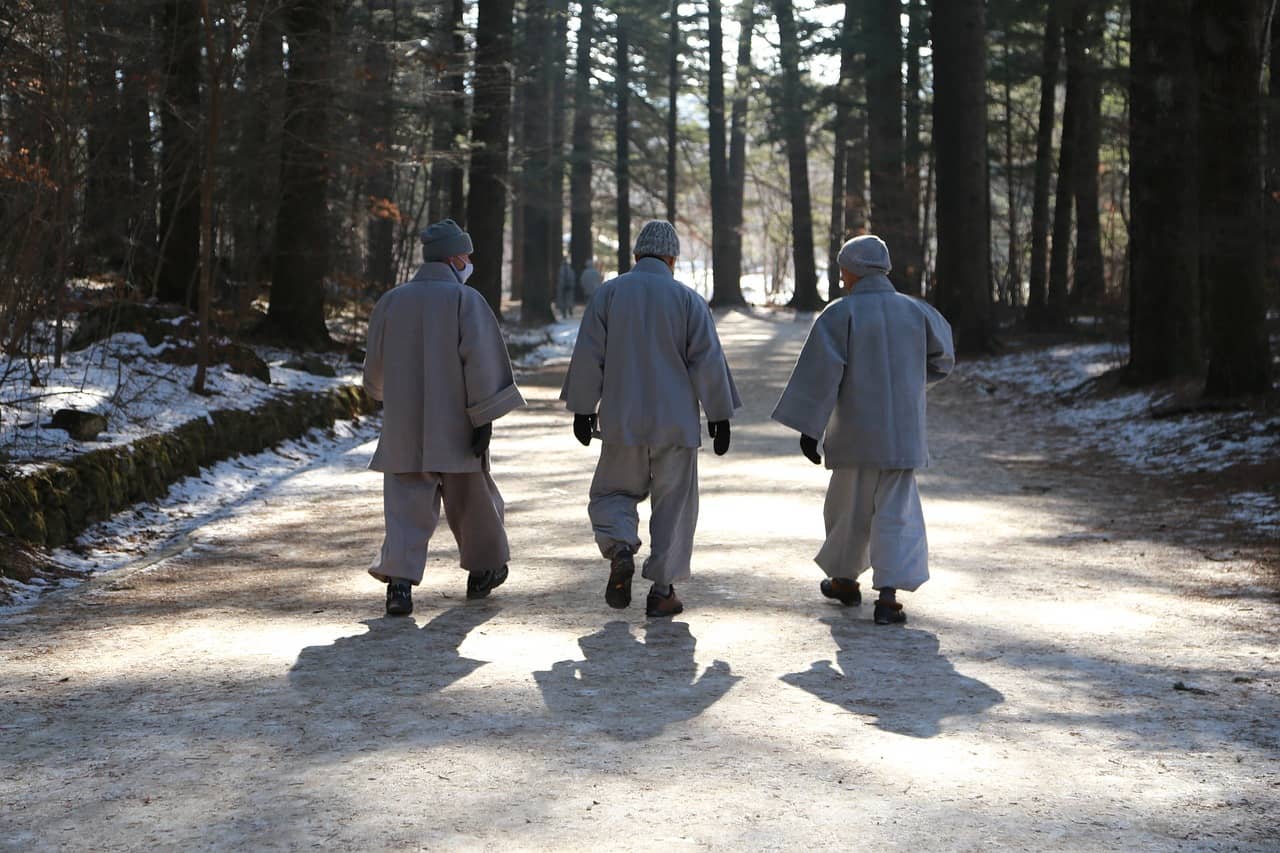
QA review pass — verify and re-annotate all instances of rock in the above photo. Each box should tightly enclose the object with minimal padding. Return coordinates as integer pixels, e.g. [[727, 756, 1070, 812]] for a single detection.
[[68, 302, 182, 352], [283, 355, 337, 377], [160, 343, 271, 383], [49, 409, 108, 441]]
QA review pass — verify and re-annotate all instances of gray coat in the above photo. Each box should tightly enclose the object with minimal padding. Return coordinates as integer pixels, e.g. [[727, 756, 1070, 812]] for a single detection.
[[561, 257, 741, 448], [364, 262, 525, 474], [772, 274, 954, 469]]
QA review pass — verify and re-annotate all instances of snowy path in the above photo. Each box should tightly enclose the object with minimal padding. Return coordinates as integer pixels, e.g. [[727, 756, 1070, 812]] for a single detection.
[[2, 309, 1277, 851]]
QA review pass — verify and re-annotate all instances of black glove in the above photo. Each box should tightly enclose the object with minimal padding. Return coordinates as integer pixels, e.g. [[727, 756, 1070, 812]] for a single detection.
[[573, 413, 597, 446], [470, 422, 492, 457], [800, 434, 821, 465], [707, 420, 731, 456]]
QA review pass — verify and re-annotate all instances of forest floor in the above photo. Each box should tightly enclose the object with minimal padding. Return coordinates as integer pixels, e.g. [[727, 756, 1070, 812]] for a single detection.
[[1, 308, 1278, 850]]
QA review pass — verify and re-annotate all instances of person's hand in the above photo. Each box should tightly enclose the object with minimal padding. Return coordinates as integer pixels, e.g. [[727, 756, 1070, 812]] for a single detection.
[[708, 420, 730, 455], [573, 413, 597, 446], [800, 434, 821, 465], [471, 422, 493, 457]]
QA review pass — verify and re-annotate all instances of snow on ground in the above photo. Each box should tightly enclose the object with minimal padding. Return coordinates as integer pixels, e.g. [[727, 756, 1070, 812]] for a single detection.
[[0, 331, 362, 471]]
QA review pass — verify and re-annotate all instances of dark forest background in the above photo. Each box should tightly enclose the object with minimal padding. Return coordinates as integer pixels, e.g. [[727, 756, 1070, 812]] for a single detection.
[[1, 0, 1276, 399]]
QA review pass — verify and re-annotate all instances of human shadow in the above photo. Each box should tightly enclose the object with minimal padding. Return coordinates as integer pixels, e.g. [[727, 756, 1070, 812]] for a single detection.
[[289, 605, 496, 703], [534, 620, 741, 741], [781, 616, 1003, 738]]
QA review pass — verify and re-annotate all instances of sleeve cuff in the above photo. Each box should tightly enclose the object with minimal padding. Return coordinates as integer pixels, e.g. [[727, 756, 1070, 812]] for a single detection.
[[466, 383, 526, 426]]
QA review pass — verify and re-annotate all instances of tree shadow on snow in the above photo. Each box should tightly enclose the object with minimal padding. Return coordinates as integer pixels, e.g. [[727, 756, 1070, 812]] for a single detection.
[[533, 620, 741, 741], [781, 616, 1004, 738]]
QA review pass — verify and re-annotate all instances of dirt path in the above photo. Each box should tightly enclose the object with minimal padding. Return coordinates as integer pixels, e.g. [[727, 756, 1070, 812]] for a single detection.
[[2, 309, 1277, 851]]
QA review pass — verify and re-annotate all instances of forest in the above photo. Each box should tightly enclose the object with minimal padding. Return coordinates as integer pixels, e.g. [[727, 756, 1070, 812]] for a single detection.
[[1, 0, 1276, 396]]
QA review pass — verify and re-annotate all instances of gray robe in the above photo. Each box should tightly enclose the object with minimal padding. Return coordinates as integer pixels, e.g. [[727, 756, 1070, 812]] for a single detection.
[[771, 274, 954, 469], [560, 257, 741, 447], [364, 262, 525, 474]]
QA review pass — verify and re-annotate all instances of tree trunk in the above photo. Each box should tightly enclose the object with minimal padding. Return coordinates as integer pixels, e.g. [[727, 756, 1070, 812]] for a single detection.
[[708, 0, 737, 306], [864, 0, 910, 292], [1199, 0, 1273, 395], [121, 11, 158, 286], [724, 0, 755, 305], [549, 0, 570, 288], [265, 0, 335, 348], [615, 17, 632, 274], [429, 0, 467, 223], [1128, 0, 1201, 381], [903, 0, 926, 293], [520, 0, 555, 326], [1067, 0, 1105, 305], [84, 18, 129, 271], [156, 0, 202, 306], [827, 0, 857, 297], [569, 0, 595, 283], [931, 0, 993, 354], [465, 0, 517, 316], [1027, 0, 1062, 323], [772, 0, 821, 310], [362, 7, 396, 292], [1002, 37, 1021, 307], [1268, 7, 1280, 298], [1047, 3, 1076, 328], [666, 0, 680, 223]]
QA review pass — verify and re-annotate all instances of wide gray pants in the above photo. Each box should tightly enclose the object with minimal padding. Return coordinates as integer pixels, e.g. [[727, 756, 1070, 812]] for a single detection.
[[815, 466, 929, 592], [588, 443, 699, 586], [369, 471, 509, 585]]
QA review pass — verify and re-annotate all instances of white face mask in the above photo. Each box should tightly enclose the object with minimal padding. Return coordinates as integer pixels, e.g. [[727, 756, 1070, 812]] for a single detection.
[[453, 260, 474, 283]]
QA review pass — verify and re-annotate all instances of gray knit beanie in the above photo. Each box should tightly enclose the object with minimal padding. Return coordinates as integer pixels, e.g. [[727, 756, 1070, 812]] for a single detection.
[[632, 220, 680, 259], [837, 234, 892, 277], [420, 218, 474, 261]]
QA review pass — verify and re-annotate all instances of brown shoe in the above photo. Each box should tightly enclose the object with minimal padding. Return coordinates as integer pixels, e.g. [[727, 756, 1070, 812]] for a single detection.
[[605, 548, 635, 609], [645, 585, 684, 618], [820, 577, 861, 606], [874, 599, 906, 624]]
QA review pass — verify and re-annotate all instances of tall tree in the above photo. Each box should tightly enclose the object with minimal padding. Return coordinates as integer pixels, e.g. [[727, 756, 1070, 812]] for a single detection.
[[362, 1, 396, 292], [156, 0, 202, 306], [827, 0, 858, 298], [520, 0, 555, 325], [549, 0, 570, 281], [902, 0, 926, 292], [465, 0, 518, 315], [1198, 0, 1273, 395], [723, 0, 756, 306], [429, 0, 468, 223], [265, 0, 335, 347], [1067, 0, 1105, 305], [615, 9, 632, 274], [666, 0, 680, 222], [1046, 4, 1076, 327], [708, 0, 734, 305], [1027, 0, 1062, 324], [931, 0, 992, 353], [772, 0, 821, 310], [863, 0, 910, 292], [999, 36, 1021, 306], [569, 0, 596, 282], [1128, 0, 1201, 381]]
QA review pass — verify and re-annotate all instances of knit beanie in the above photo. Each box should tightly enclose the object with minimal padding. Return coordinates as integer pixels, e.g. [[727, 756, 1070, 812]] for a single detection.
[[632, 220, 681, 259], [837, 234, 892, 277], [420, 218, 474, 261]]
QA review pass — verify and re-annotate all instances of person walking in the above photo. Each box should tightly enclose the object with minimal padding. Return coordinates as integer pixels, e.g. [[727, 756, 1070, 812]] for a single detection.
[[772, 234, 954, 624], [578, 257, 603, 301], [561, 220, 741, 617], [363, 218, 526, 616], [556, 256, 576, 320]]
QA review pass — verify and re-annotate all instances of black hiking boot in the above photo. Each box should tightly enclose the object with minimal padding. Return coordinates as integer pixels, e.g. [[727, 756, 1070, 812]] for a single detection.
[[820, 577, 862, 606], [873, 599, 906, 625], [605, 548, 635, 609], [645, 585, 684, 618], [467, 564, 509, 600], [385, 580, 413, 616]]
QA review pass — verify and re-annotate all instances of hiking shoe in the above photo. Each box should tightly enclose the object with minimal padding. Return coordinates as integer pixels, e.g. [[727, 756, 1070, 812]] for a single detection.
[[873, 599, 906, 625], [385, 580, 413, 616], [466, 564, 509, 600], [820, 577, 862, 606], [646, 585, 684, 618], [605, 548, 635, 609]]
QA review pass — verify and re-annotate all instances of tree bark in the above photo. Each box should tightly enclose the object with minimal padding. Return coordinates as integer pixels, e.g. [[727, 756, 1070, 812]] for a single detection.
[[666, 0, 680, 223], [931, 0, 993, 354], [1027, 0, 1061, 323], [864, 0, 910, 292], [549, 0, 570, 288], [1067, 0, 1105, 305], [772, 0, 821, 310], [1001, 37, 1021, 307], [724, 0, 755, 305], [520, 0, 555, 326], [1198, 0, 1273, 395], [903, 0, 926, 293], [1047, 3, 1077, 328], [1128, 0, 1201, 381], [465, 0, 517, 316], [265, 0, 335, 348], [615, 16, 632, 274], [708, 0, 737, 306], [569, 0, 596, 282], [156, 0, 202, 306], [429, 0, 467, 223], [362, 5, 396, 292], [827, 0, 857, 298]]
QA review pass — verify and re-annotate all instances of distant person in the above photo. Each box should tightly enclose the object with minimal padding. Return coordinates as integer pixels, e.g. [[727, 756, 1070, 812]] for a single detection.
[[363, 218, 525, 616], [772, 234, 954, 624], [561, 220, 741, 617], [579, 257, 603, 300], [556, 256, 576, 320]]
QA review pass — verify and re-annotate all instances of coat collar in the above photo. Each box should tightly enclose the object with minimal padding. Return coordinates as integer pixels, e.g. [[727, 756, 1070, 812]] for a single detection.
[[411, 261, 460, 283], [631, 256, 675, 277], [850, 273, 896, 295]]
